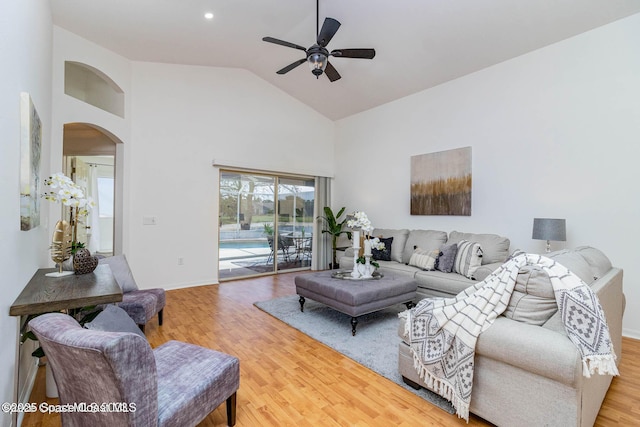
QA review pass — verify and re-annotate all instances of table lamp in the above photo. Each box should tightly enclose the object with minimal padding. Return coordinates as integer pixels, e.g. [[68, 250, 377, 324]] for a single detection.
[[532, 218, 566, 253]]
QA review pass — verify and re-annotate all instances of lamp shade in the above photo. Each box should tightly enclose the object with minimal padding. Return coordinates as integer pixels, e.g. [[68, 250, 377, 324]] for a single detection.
[[532, 218, 566, 242]]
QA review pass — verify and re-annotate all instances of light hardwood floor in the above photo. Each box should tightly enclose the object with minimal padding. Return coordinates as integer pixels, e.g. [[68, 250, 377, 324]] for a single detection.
[[22, 272, 640, 426]]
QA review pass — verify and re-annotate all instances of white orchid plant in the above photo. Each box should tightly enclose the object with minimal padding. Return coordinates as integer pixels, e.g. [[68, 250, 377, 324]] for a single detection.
[[347, 210, 373, 234], [42, 172, 94, 215], [42, 172, 95, 252], [347, 211, 386, 265]]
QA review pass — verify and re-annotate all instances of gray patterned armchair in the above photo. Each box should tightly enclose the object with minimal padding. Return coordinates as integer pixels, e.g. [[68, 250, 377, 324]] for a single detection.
[[29, 313, 240, 427]]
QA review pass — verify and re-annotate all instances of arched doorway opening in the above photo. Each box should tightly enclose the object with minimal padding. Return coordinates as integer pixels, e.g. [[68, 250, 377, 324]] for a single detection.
[[62, 123, 123, 255]]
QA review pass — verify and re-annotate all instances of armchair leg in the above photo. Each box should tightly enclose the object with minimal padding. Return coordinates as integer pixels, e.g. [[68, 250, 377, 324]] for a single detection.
[[226, 392, 237, 426], [158, 309, 163, 326]]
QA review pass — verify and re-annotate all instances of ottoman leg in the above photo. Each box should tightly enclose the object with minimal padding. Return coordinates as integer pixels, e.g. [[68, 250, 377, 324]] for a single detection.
[[299, 295, 305, 312], [351, 317, 358, 336]]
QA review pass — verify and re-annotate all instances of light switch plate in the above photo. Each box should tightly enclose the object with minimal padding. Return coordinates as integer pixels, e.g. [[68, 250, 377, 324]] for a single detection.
[[142, 216, 157, 225]]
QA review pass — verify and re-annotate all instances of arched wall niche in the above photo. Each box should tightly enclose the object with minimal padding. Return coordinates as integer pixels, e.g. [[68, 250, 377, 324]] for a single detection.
[[64, 61, 125, 118]]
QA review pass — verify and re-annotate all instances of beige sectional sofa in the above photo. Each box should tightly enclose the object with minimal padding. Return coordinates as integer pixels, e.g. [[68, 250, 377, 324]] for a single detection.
[[339, 230, 624, 426], [339, 228, 511, 297], [398, 246, 624, 427]]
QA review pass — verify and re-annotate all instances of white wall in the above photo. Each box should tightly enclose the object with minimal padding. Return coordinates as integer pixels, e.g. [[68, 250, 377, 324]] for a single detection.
[[52, 27, 132, 256], [334, 14, 640, 337], [52, 30, 334, 290], [0, 1, 53, 425], [129, 62, 334, 288]]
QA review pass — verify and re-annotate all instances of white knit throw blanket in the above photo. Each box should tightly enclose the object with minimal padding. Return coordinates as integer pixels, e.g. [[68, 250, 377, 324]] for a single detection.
[[399, 253, 619, 422]]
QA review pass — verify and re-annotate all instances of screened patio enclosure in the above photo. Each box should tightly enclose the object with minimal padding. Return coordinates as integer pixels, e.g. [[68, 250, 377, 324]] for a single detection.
[[218, 170, 315, 280]]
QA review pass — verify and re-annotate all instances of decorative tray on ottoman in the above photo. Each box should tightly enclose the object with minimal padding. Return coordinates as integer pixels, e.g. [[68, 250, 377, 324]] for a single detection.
[[330, 270, 384, 280]]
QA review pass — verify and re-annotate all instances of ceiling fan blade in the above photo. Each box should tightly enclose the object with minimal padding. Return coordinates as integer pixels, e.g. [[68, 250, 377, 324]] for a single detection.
[[262, 37, 307, 52], [317, 18, 340, 47], [324, 61, 341, 82], [276, 58, 307, 75], [331, 48, 376, 59]]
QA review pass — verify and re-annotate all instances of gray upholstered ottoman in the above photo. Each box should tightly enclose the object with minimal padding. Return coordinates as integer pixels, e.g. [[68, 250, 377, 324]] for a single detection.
[[295, 270, 417, 335]]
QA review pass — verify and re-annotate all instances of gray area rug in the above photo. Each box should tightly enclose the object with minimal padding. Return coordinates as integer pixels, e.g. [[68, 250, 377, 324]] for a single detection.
[[254, 295, 455, 414]]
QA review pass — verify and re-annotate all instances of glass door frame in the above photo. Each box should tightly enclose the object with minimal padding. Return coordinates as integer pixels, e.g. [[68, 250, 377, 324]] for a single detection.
[[218, 168, 315, 281]]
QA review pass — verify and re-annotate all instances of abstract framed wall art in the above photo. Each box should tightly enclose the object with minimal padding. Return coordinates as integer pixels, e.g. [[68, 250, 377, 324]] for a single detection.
[[20, 92, 42, 231], [410, 146, 472, 216]]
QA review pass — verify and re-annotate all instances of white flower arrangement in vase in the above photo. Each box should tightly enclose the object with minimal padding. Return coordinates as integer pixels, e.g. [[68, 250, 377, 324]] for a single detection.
[[347, 211, 385, 279], [42, 173, 95, 276]]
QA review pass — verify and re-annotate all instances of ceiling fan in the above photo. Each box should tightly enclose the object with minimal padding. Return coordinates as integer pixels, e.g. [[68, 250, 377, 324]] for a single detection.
[[262, 0, 376, 82]]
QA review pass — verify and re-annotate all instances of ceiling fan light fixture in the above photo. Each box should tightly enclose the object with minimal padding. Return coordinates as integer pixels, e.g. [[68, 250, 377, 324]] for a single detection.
[[262, 0, 374, 82], [308, 52, 327, 77]]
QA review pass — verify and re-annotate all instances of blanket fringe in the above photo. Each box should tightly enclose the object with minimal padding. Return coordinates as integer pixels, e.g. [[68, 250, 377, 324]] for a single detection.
[[583, 355, 619, 378], [412, 351, 470, 422], [398, 309, 410, 338]]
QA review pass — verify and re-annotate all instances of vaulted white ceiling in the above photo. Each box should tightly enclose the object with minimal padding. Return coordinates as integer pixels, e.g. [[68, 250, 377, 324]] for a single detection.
[[51, 0, 640, 120]]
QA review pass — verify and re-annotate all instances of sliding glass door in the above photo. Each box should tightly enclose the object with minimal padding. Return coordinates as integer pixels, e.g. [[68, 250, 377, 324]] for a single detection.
[[218, 170, 315, 280]]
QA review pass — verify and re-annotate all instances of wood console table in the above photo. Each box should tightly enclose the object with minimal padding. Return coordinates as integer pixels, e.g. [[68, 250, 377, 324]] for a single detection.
[[10, 264, 122, 317]]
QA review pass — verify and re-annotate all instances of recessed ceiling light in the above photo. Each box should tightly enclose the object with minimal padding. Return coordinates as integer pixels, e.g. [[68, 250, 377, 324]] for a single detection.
[[204, 12, 214, 20]]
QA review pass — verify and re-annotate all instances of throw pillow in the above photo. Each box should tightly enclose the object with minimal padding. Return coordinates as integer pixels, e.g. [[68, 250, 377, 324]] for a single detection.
[[372, 229, 408, 262], [98, 254, 139, 293], [401, 230, 448, 264], [84, 305, 146, 339], [408, 248, 439, 271], [372, 237, 393, 261], [454, 240, 483, 280], [435, 243, 458, 273]]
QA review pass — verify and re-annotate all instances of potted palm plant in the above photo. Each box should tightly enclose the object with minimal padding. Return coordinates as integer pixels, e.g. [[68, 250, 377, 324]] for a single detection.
[[318, 206, 351, 269]]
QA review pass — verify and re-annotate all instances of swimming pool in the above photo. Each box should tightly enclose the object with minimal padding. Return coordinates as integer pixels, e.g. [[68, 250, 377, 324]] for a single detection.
[[219, 240, 269, 249]]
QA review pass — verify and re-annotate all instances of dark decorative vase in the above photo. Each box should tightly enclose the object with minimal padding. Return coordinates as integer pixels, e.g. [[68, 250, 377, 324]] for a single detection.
[[73, 248, 99, 275]]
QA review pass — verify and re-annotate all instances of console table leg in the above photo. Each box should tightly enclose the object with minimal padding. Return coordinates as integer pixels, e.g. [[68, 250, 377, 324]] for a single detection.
[[299, 296, 305, 312], [351, 317, 358, 336]]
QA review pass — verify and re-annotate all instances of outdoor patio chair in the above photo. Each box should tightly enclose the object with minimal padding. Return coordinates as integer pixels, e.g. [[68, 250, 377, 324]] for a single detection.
[[29, 313, 240, 427], [266, 235, 290, 263]]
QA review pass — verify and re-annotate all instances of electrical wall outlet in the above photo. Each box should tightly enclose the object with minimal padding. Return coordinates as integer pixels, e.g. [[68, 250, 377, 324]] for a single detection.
[[177, 257, 184, 265]]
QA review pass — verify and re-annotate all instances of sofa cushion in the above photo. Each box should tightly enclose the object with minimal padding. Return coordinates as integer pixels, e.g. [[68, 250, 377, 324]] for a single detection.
[[474, 262, 504, 282], [447, 231, 510, 264], [573, 246, 612, 280], [503, 248, 606, 326], [454, 240, 483, 279], [415, 269, 475, 296], [402, 230, 448, 264], [372, 237, 393, 261], [377, 260, 421, 275], [435, 243, 458, 273], [372, 228, 409, 263], [408, 248, 439, 271], [548, 250, 595, 284], [503, 265, 558, 326]]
